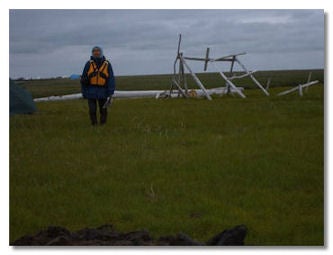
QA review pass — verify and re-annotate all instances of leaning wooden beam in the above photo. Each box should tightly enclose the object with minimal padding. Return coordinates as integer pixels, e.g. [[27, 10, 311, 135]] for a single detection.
[[184, 57, 211, 61], [211, 62, 246, 98], [297, 79, 319, 96], [277, 86, 300, 96], [229, 71, 257, 80], [214, 52, 247, 61], [178, 56, 184, 85], [265, 78, 271, 90], [307, 72, 312, 83], [277, 80, 319, 96], [204, 48, 210, 71], [305, 72, 312, 92], [235, 59, 270, 96], [181, 56, 212, 100], [184, 52, 247, 63], [302, 80, 319, 89], [215, 58, 235, 62], [181, 61, 188, 94], [177, 34, 182, 56], [229, 56, 235, 73], [172, 78, 188, 98]]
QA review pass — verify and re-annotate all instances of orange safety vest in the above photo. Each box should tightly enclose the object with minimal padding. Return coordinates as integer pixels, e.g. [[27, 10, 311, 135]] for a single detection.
[[87, 60, 109, 86]]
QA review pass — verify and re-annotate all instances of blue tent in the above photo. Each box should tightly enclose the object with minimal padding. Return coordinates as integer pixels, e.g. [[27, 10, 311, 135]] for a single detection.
[[10, 80, 36, 115], [70, 74, 81, 80]]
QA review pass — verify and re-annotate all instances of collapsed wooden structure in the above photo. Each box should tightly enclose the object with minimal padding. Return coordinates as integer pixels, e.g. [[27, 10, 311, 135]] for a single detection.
[[277, 72, 320, 96], [167, 34, 270, 100]]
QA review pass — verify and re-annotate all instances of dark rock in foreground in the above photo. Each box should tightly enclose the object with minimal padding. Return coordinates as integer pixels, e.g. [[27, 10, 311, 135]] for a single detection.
[[12, 224, 247, 246], [206, 225, 248, 245]]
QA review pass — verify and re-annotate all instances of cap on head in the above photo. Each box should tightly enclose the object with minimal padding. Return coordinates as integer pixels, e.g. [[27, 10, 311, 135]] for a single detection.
[[92, 46, 103, 58]]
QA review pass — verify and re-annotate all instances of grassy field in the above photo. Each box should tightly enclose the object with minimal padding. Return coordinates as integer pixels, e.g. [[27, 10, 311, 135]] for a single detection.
[[10, 71, 324, 245]]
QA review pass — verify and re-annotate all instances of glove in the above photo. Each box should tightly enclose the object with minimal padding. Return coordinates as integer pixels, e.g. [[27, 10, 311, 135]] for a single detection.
[[103, 96, 113, 109]]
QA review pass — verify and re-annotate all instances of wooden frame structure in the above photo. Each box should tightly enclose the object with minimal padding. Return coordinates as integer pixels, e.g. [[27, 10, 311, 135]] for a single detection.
[[169, 34, 212, 100], [168, 34, 270, 100]]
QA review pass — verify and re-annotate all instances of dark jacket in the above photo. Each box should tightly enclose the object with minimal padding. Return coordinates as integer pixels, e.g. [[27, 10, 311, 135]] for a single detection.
[[81, 56, 115, 99]]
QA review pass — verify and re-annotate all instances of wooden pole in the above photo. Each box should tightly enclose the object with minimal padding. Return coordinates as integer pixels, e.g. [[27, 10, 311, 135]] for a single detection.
[[229, 71, 257, 80], [178, 53, 183, 85], [305, 72, 312, 92], [172, 79, 188, 98], [180, 58, 188, 94], [302, 80, 319, 89], [204, 48, 210, 71], [229, 56, 235, 74], [169, 34, 184, 98], [212, 62, 246, 98], [170, 49, 180, 97], [266, 78, 271, 90], [277, 86, 299, 96], [183, 63, 188, 94], [235, 59, 270, 96], [181, 56, 212, 100], [214, 52, 247, 61], [298, 84, 303, 96], [307, 72, 312, 83], [277, 80, 319, 96], [177, 34, 182, 57], [226, 56, 236, 94]]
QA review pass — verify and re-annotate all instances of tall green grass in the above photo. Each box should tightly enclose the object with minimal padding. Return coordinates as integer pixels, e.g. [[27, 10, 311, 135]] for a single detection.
[[10, 84, 323, 245]]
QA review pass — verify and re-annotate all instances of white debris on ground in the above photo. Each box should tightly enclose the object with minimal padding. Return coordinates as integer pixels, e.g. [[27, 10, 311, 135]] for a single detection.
[[33, 87, 245, 102]]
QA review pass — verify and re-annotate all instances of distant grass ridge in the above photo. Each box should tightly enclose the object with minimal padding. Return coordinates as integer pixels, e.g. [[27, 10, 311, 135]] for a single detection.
[[17, 69, 324, 98]]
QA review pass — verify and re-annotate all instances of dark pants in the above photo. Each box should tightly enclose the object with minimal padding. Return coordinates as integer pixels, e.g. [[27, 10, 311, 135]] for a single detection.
[[88, 98, 107, 125]]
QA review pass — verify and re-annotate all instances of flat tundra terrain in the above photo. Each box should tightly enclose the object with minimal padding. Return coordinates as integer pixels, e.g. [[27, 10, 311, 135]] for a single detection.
[[10, 70, 324, 245]]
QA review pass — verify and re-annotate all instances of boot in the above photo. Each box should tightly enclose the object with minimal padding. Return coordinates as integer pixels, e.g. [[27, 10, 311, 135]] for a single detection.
[[100, 108, 107, 125], [90, 113, 98, 126]]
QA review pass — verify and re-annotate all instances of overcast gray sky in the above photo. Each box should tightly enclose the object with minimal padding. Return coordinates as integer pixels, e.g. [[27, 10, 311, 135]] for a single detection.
[[9, 9, 324, 79]]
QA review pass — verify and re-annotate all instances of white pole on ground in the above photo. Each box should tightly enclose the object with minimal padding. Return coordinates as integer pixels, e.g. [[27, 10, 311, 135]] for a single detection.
[[277, 80, 319, 96], [302, 80, 319, 89], [277, 86, 299, 96], [181, 56, 212, 100]]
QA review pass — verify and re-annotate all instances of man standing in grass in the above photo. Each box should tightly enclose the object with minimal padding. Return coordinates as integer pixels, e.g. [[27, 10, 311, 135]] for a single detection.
[[80, 46, 115, 125]]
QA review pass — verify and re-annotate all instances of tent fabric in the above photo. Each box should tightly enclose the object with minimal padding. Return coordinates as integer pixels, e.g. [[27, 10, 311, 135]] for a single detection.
[[70, 74, 80, 80], [10, 80, 37, 115]]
